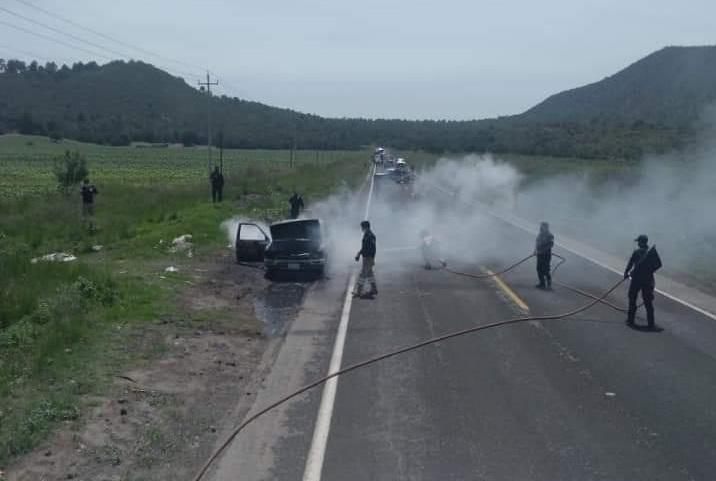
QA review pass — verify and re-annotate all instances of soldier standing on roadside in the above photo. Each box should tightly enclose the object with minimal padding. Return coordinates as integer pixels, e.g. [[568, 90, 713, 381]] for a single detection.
[[210, 166, 224, 203], [354, 220, 378, 299], [624, 234, 662, 330], [534, 221, 554, 289], [80, 178, 98, 232], [289, 192, 304, 219]]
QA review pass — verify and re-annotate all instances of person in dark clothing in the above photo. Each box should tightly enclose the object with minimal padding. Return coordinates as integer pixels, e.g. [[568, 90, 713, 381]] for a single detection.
[[534, 221, 554, 289], [210, 166, 224, 203], [624, 234, 660, 329], [289, 192, 305, 219], [354, 220, 377, 298], [80, 178, 98, 231]]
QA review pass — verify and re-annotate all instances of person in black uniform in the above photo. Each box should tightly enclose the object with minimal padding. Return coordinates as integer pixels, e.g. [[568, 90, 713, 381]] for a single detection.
[[289, 192, 304, 219], [624, 234, 659, 329], [80, 178, 98, 231], [354, 220, 377, 298], [534, 222, 554, 289], [210, 166, 224, 203]]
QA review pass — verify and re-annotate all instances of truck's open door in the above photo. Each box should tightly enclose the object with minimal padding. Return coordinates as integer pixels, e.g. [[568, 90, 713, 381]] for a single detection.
[[235, 223, 270, 262]]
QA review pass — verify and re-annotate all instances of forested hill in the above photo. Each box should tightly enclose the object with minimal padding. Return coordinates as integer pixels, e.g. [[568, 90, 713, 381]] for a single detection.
[[520, 46, 716, 125], [0, 47, 713, 159]]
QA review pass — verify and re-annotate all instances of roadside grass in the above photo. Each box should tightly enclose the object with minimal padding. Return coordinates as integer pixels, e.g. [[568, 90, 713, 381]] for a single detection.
[[0, 136, 367, 466]]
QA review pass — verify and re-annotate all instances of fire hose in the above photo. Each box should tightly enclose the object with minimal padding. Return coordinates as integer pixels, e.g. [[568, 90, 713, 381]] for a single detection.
[[191, 252, 632, 481], [442, 252, 564, 279], [442, 252, 640, 313]]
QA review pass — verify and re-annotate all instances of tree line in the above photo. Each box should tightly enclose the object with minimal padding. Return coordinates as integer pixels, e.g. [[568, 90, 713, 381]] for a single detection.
[[0, 59, 696, 159]]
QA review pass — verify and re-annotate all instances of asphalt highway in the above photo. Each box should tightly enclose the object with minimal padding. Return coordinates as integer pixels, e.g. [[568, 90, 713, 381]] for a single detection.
[[321, 213, 716, 481], [208, 172, 716, 481]]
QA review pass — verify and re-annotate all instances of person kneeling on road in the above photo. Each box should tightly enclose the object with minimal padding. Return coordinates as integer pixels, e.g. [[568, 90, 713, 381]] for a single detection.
[[534, 221, 554, 289], [420, 229, 446, 270], [354, 220, 378, 299], [624, 234, 662, 330]]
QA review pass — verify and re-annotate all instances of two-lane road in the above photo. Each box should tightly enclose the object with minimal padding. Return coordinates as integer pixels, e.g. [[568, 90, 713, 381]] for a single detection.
[[320, 212, 716, 480], [208, 175, 716, 481]]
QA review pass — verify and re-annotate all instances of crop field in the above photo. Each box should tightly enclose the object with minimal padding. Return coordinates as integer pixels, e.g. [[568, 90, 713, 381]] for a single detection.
[[0, 134, 369, 199]]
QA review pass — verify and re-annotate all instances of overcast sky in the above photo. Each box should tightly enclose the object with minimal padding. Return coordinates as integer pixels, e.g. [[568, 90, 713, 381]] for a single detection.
[[1, 0, 714, 119]]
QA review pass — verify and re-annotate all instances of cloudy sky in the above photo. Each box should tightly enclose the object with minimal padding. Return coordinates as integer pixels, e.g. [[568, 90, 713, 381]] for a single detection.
[[1, 0, 714, 119]]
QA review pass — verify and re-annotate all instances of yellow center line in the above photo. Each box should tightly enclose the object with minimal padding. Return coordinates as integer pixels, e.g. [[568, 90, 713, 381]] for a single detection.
[[485, 268, 530, 313]]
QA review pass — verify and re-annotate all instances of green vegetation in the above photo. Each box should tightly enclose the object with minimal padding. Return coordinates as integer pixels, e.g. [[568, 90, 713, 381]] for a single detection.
[[0, 135, 367, 465], [53, 150, 89, 194], [2, 46, 710, 160], [523, 46, 716, 126]]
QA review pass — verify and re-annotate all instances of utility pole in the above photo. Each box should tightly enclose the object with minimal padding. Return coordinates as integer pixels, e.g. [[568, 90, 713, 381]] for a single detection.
[[198, 71, 218, 176], [219, 131, 224, 174]]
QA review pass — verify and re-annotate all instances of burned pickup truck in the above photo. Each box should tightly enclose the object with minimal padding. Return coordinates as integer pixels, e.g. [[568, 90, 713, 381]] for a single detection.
[[235, 218, 328, 278]]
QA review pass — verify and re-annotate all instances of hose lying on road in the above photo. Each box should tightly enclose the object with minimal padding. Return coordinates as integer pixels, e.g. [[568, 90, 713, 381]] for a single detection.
[[443, 252, 566, 280], [423, 180, 641, 312], [442, 252, 639, 314], [191, 274, 628, 481], [555, 281, 632, 314]]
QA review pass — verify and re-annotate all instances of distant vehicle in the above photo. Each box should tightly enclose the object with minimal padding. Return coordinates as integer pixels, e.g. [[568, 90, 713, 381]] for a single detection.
[[235, 218, 328, 278], [373, 147, 386, 165], [387, 158, 413, 184]]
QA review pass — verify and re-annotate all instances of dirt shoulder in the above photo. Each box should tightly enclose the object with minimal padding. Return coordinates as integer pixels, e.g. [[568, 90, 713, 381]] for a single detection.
[[6, 249, 305, 481]]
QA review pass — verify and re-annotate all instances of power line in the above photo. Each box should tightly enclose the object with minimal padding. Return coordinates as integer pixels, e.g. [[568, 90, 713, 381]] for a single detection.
[[0, 20, 113, 61], [4, 0, 244, 97], [11, 0, 204, 74], [0, 5, 200, 82], [0, 6, 134, 60], [0, 44, 74, 65]]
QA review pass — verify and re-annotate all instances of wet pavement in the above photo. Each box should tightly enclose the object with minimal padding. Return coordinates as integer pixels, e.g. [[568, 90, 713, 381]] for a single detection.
[[252, 272, 321, 336]]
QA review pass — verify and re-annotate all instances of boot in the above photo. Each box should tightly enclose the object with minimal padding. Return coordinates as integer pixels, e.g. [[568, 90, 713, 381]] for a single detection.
[[546, 274, 552, 290], [369, 283, 378, 296], [646, 306, 656, 330], [626, 300, 637, 326]]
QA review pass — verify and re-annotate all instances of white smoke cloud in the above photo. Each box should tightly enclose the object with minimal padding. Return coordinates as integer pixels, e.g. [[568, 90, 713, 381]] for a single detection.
[[514, 144, 716, 284], [222, 146, 716, 289]]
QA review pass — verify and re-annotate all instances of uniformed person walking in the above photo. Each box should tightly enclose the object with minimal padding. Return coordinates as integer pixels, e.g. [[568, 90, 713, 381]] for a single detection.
[[624, 234, 661, 329], [210, 166, 224, 203], [289, 192, 305, 219], [534, 222, 554, 289], [354, 220, 378, 299]]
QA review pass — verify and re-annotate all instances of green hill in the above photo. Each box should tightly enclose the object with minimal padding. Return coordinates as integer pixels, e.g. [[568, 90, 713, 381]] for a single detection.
[[520, 46, 716, 125], [1, 47, 713, 159]]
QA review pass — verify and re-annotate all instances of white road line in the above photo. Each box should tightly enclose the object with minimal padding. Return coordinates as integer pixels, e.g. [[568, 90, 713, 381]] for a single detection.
[[302, 164, 376, 481], [301, 273, 356, 481], [364, 164, 376, 220]]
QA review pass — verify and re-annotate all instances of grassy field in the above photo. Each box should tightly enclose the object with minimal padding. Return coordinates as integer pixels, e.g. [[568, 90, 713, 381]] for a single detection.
[[0, 134, 369, 466]]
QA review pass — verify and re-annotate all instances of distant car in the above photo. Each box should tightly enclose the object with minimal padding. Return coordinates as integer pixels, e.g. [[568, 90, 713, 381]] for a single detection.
[[235, 218, 328, 278]]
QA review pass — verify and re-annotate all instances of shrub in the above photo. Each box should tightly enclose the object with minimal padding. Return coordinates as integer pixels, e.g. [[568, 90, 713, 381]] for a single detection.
[[53, 150, 89, 195]]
